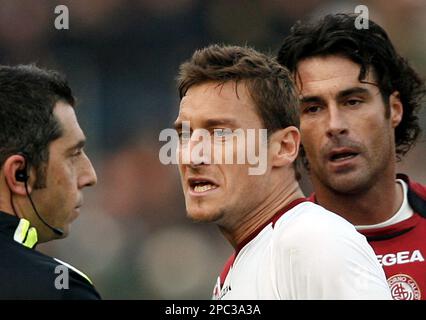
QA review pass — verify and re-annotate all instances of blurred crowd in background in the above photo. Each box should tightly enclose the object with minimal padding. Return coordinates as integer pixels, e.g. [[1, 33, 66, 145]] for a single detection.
[[0, 0, 424, 299]]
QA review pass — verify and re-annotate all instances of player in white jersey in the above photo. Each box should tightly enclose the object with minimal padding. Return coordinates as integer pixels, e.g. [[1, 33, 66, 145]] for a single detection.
[[174, 44, 391, 300], [215, 200, 388, 299]]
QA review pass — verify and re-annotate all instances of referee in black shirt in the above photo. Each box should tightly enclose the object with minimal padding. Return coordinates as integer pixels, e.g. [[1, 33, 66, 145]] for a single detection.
[[0, 65, 100, 299]]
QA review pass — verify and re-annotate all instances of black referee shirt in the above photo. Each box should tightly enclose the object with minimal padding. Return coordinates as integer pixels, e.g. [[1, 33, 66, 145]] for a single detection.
[[0, 211, 101, 299]]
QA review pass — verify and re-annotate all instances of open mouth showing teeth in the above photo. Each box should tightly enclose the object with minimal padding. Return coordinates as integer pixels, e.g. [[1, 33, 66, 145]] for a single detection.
[[330, 152, 358, 162], [190, 180, 218, 193]]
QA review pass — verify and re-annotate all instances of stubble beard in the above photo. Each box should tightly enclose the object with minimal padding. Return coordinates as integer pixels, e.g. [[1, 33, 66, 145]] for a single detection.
[[186, 202, 226, 224], [315, 145, 393, 196]]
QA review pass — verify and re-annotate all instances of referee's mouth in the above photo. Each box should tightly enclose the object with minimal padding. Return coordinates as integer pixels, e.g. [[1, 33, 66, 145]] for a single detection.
[[187, 177, 219, 194]]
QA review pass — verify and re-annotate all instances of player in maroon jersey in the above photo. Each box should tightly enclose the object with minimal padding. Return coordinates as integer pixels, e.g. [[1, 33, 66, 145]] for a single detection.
[[277, 13, 426, 300]]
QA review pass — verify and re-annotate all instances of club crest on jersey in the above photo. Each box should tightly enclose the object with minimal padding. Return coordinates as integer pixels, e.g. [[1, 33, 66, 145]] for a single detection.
[[388, 274, 421, 300]]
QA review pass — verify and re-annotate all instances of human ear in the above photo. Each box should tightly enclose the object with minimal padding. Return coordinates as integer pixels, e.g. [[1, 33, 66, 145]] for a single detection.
[[389, 91, 403, 128], [3, 154, 30, 196], [269, 126, 301, 168]]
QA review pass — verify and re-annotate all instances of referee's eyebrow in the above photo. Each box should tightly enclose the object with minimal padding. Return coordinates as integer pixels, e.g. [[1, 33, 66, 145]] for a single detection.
[[67, 139, 86, 152]]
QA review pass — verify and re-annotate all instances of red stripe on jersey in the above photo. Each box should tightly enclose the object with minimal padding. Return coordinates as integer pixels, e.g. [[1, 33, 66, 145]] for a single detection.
[[219, 253, 235, 288], [236, 198, 308, 253], [219, 198, 308, 287], [360, 213, 420, 240]]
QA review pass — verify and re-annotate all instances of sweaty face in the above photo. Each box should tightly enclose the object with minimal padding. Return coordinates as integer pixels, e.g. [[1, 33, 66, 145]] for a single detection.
[[31, 101, 97, 239], [175, 82, 270, 226], [296, 55, 401, 194]]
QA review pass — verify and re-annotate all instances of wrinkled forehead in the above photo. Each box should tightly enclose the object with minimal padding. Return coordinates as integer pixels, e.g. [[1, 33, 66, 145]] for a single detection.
[[295, 55, 378, 95]]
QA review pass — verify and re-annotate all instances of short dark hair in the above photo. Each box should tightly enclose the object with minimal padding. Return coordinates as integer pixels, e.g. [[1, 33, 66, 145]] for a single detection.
[[0, 64, 75, 187], [277, 13, 426, 157], [178, 44, 300, 135], [177, 44, 301, 178]]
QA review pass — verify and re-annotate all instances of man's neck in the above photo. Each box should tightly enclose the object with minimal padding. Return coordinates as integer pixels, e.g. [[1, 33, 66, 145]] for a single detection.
[[220, 180, 305, 249], [314, 175, 403, 226]]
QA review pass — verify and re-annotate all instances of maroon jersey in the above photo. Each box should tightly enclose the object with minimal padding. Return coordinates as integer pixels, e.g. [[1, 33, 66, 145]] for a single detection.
[[308, 174, 426, 300]]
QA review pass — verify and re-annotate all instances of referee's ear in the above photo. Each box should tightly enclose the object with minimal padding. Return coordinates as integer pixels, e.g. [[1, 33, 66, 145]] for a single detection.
[[3, 154, 28, 196], [269, 126, 300, 168]]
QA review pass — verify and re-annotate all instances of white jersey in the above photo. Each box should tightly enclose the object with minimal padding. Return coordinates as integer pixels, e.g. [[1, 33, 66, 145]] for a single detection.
[[213, 199, 391, 300]]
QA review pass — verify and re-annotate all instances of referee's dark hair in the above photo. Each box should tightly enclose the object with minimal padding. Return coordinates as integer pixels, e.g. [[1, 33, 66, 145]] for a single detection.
[[0, 64, 75, 188], [277, 13, 426, 159]]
